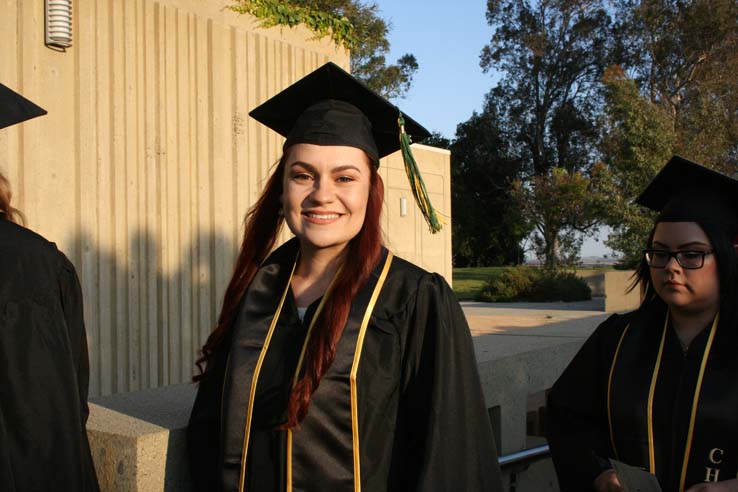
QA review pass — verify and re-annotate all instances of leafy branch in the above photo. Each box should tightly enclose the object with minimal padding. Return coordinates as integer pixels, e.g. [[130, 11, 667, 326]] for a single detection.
[[228, 0, 358, 50]]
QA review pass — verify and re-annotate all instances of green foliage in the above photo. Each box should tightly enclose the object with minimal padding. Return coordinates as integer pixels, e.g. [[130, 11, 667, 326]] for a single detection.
[[526, 270, 592, 302], [599, 0, 738, 265], [477, 267, 592, 303], [478, 267, 537, 302], [229, 0, 419, 98], [450, 100, 530, 267], [513, 166, 609, 269], [228, 1, 356, 49], [598, 68, 673, 267]]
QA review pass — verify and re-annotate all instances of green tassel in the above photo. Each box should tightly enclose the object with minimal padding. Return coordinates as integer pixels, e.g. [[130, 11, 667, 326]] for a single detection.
[[398, 113, 443, 233]]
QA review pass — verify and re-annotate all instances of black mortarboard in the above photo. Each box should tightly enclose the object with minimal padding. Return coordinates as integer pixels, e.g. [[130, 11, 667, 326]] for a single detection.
[[249, 62, 429, 160], [249, 62, 442, 232], [635, 155, 738, 235], [0, 83, 47, 130]]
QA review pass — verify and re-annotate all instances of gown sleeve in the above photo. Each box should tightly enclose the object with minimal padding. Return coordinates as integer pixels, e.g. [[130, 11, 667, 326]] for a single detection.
[[187, 346, 229, 492], [545, 313, 627, 492], [57, 253, 100, 492], [58, 254, 90, 422], [395, 273, 503, 492]]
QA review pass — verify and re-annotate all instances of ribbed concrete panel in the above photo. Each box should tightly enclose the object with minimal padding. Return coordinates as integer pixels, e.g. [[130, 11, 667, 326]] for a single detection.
[[2, 0, 451, 398], [1, 0, 349, 396]]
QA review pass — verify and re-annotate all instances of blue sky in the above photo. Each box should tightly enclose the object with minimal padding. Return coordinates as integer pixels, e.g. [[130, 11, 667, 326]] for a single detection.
[[377, 1, 495, 139], [376, 1, 614, 258]]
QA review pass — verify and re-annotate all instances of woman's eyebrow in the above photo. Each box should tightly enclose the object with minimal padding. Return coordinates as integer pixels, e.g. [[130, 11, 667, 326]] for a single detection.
[[676, 241, 710, 249], [332, 164, 363, 174], [288, 161, 315, 172], [651, 240, 709, 249]]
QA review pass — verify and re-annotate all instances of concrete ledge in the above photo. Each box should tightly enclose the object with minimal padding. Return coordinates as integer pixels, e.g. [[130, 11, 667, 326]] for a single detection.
[[88, 384, 196, 492], [86, 307, 607, 491]]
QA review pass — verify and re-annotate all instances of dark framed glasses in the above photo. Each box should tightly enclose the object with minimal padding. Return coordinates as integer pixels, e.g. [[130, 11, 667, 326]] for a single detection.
[[643, 249, 714, 269]]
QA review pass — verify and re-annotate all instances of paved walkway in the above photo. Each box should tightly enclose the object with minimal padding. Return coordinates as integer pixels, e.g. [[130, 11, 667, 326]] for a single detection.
[[462, 298, 610, 363]]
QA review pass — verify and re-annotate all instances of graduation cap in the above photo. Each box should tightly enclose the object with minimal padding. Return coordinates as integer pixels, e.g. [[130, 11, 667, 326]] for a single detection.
[[635, 155, 738, 234], [249, 62, 442, 233], [0, 83, 47, 130]]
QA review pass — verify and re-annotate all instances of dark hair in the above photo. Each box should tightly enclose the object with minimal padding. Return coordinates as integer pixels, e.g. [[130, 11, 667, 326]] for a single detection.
[[194, 150, 384, 428], [631, 219, 738, 327]]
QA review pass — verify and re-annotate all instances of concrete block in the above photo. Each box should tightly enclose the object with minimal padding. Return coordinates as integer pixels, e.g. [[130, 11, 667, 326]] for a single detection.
[[604, 271, 640, 312], [88, 384, 197, 492]]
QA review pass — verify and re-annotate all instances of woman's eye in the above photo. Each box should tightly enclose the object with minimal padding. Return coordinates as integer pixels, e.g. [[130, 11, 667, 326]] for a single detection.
[[652, 251, 669, 259], [336, 175, 355, 183], [293, 173, 312, 181], [681, 251, 702, 259]]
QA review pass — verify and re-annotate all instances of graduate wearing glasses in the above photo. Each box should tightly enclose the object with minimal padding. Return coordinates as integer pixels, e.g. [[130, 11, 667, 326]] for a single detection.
[[546, 156, 738, 492], [186, 63, 502, 492]]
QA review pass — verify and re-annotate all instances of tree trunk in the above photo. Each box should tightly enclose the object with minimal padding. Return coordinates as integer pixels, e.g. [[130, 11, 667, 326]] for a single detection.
[[544, 229, 559, 270]]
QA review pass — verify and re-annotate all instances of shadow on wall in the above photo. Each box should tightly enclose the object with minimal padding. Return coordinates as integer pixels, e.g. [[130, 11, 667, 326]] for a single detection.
[[67, 227, 237, 398]]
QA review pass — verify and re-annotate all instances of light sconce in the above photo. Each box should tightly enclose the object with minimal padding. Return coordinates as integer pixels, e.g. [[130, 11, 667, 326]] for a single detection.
[[45, 0, 73, 50], [400, 197, 408, 217]]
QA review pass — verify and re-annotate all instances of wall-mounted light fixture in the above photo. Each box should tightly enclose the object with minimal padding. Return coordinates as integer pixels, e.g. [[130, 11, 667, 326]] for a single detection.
[[45, 0, 73, 50], [400, 197, 408, 217]]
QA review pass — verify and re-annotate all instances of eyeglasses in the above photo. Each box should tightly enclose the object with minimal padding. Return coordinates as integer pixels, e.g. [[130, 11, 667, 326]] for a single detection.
[[643, 249, 714, 269]]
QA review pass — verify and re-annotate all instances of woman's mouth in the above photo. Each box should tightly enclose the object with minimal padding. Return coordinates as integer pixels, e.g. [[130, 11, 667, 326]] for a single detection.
[[664, 279, 685, 289], [303, 211, 342, 223]]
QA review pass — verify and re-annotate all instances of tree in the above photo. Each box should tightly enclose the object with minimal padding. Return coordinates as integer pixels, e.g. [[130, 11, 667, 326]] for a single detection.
[[600, 1, 738, 265], [229, 0, 418, 98], [599, 67, 673, 266], [513, 165, 608, 268], [480, 0, 613, 267], [449, 100, 530, 266]]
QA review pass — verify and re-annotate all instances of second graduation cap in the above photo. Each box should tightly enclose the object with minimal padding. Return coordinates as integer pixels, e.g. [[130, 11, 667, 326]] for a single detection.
[[0, 83, 47, 130], [249, 62, 442, 232], [636, 155, 738, 234]]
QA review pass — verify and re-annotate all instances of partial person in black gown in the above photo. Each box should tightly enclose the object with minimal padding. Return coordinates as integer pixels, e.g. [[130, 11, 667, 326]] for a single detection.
[[0, 84, 99, 491], [186, 62, 502, 492], [546, 156, 738, 492]]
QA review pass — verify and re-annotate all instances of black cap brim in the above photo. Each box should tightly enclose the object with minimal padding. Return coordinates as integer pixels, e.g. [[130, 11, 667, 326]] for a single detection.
[[0, 83, 47, 130], [248, 62, 430, 159]]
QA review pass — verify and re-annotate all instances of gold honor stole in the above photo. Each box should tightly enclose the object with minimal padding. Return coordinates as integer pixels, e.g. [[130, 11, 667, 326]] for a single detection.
[[608, 312, 738, 491], [221, 245, 394, 492]]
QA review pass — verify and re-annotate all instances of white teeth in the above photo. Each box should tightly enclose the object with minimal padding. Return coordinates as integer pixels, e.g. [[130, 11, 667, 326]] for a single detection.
[[306, 213, 339, 220]]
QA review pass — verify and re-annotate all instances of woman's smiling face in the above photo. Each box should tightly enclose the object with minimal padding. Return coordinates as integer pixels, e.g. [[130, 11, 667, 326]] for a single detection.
[[281, 143, 372, 255]]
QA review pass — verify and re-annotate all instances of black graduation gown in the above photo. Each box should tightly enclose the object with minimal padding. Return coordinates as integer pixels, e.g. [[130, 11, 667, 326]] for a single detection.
[[546, 301, 738, 492], [0, 218, 99, 492], [187, 239, 502, 492]]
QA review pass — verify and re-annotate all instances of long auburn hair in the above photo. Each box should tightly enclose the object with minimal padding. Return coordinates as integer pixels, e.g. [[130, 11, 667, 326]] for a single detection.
[[195, 148, 385, 428], [0, 172, 25, 225]]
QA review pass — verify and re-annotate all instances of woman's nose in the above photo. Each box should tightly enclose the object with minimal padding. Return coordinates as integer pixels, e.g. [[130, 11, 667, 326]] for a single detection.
[[664, 254, 682, 271], [309, 178, 335, 203]]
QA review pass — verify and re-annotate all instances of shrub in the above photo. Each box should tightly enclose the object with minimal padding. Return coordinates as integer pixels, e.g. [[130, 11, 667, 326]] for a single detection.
[[477, 268, 591, 302], [526, 270, 592, 302], [477, 267, 537, 302]]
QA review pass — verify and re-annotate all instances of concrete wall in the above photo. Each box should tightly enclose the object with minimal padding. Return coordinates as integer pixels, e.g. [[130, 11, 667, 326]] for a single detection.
[[381, 144, 452, 282], [1, 0, 452, 397], [604, 270, 639, 313], [87, 311, 607, 491], [575, 269, 605, 297]]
